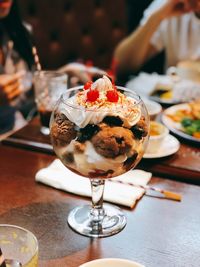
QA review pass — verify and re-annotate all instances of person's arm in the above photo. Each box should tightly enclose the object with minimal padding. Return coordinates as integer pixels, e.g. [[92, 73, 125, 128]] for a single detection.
[[114, 10, 163, 72], [58, 63, 106, 85], [114, 0, 192, 72]]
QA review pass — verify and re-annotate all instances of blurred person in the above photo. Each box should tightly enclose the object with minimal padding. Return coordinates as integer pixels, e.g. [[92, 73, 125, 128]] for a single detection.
[[0, 0, 35, 135], [114, 0, 200, 73], [0, 0, 105, 135]]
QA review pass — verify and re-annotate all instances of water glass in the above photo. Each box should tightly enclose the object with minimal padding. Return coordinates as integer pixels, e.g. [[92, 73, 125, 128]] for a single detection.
[[34, 71, 68, 135], [0, 224, 38, 267]]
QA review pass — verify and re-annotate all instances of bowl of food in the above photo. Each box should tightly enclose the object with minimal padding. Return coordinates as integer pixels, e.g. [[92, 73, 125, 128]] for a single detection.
[[146, 121, 169, 154], [162, 99, 200, 143]]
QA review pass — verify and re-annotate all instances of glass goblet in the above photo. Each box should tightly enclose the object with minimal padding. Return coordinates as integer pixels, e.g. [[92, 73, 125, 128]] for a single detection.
[[50, 86, 149, 237]]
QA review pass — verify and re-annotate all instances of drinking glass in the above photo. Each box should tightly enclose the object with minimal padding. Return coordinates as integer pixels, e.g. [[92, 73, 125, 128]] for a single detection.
[[34, 71, 68, 135], [50, 86, 149, 237], [0, 224, 38, 266]]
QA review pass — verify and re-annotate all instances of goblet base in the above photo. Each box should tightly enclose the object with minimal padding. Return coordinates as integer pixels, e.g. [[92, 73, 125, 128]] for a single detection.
[[68, 204, 126, 237]]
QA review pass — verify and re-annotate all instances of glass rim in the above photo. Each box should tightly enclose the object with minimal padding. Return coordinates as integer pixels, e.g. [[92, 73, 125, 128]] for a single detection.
[[0, 224, 38, 255], [59, 85, 142, 112]]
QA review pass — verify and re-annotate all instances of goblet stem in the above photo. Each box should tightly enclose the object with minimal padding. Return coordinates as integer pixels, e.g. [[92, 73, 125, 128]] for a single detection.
[[68, 177, 126, 237], [90, 179, 105, 224]]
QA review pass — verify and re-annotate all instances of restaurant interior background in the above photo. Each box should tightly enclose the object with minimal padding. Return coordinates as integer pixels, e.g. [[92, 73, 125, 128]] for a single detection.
[[1, 1, 200, 266], [5, 0, 198, 186], [19, 0, 164, 79]]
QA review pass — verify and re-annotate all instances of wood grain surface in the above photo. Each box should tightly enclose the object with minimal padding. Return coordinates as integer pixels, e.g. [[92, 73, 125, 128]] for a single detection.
[[0, 145, 200, 267]]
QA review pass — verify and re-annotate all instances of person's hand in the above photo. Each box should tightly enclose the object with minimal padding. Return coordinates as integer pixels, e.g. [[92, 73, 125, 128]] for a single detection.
[[58, 62, 106, 86], [156, 0, 193, 20], [0, 70, 25, 105]]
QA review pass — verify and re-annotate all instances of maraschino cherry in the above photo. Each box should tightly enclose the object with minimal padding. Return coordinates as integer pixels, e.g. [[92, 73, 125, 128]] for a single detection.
[[87, 89, 99, 102], [106, 87, 119, 102]]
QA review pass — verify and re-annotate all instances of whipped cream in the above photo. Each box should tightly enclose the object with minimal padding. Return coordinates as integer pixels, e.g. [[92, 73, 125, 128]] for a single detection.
[[62, 76, 141, 128], [91, 75, 113, 91]]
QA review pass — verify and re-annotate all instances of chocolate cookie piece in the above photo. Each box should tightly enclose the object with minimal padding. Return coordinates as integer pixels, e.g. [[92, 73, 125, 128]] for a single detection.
[[91, 126, 135, 158], [74, 141, 86, 153], [61, 152, 74, 165], [54, 113, 68, 125], [77, 124, 100, 143], [103, 116, 123, 126], [51, 113, 77, 146], [130, 116, 148, 140]]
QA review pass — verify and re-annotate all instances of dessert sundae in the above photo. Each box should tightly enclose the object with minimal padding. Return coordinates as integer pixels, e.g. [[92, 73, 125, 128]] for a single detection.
[[50, 76, 149, 178]]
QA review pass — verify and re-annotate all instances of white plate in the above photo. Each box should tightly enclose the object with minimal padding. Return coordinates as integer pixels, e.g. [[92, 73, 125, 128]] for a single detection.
[[162, 103, 200, 144], [126, 74, 179, 105], [79, 258, 145, 267], [143, 134, 180, 159]]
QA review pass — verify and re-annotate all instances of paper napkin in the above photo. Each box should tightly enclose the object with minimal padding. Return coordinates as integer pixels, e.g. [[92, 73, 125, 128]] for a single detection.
[[35, 159, 152, 208]]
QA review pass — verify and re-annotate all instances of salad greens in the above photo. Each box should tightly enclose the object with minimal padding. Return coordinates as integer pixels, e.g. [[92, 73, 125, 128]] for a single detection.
[[181, 118, 200, 136]]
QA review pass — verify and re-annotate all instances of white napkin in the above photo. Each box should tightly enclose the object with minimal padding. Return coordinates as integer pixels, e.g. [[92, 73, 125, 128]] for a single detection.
[[35, 159, 152, 208]]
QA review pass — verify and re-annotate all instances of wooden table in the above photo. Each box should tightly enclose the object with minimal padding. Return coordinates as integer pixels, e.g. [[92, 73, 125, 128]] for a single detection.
[[0, 145, 200, 267], [2, 117, 200, 184]]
